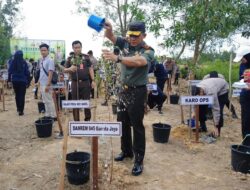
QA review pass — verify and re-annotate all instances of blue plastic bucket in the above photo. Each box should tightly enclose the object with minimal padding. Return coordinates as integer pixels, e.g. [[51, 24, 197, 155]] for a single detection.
[[187, 119, 195, 128], [87, 15, 105, 32]]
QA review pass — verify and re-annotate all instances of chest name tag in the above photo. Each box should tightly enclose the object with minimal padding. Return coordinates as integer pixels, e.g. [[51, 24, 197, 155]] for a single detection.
[[80, 64, 84, 70]]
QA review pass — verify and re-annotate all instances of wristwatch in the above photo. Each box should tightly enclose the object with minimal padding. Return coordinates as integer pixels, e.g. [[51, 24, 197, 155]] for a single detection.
[[116, 55, 123, 63]]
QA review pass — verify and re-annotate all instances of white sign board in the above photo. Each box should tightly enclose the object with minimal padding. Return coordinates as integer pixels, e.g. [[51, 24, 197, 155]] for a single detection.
[[232, 89, 242, 97], [232, 82, 248, 89], [64, 74, 69, 81], [147, 83, 157, 91], [52, 82, 65, 89], [188, 80, 201, 86], [180, 96, 213, 105], [2, 74, 8, 81], [69, 122, 122, 137], [62, 100, 90, 109]]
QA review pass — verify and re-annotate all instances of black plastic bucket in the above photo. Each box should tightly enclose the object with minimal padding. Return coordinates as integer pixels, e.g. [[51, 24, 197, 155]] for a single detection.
[[152, 123, 171, 143], [170, 95, 179, 104], [35, 119, 53, 138], [112, 103, 117, 114], [231, 145, 250, 174], [66, 151, 91, 185], [40, 116, 54, 123], [38, 101, 45, 113]]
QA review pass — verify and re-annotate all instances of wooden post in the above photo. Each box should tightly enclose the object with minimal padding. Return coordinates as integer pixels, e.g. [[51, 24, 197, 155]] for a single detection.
[[92, 86, 98, 190], [58, 117, 69, 190], [2, 86, 5, 111], [228, 51, 233, 117], [178, 81, 184, 124], [188, 83, 192, 139], [180, 105, 185, 124], [0, 80, 5, 111], [166, 75, 172, 104], [195, 105, 200, 143], [52, 91, 63, 134], [92, 137, 98, 190]]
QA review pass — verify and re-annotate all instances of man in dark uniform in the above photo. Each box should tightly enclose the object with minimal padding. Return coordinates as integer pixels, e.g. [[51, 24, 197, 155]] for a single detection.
[[103, 21, 154, 176], [58, 41, 95, 121]]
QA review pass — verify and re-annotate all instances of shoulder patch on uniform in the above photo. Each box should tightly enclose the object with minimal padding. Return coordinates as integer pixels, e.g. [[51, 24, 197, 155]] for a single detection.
[[143, 45, 151, 50]]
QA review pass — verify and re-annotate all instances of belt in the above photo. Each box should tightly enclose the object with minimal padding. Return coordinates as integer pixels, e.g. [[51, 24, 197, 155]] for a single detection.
[[72, 79, 89, 82], [122, 84, 146, 89]]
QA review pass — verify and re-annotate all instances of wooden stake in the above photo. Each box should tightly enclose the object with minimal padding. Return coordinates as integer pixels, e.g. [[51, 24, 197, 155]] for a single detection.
[[92, 137, 98, 190], [2, 82, 5, 111], [92, 85, 98, 190], [52, 91, 63, 134], [195, 105, 200, 143], [177, 81, 184, 124], [180, 105, 185, 124], [58, 117, 69, 190], [0, 80, 6, 111]]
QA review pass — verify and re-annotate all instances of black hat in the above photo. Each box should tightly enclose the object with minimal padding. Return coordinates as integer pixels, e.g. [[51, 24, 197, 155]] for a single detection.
[[127, 21, 146, 36], [243, 53, 250, 64], [209, 71, 218, 78]]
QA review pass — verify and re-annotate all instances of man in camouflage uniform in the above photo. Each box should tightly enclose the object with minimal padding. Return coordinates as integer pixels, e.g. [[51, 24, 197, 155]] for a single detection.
[[103, 21, 154, 176], [59, 41, 95, 121]]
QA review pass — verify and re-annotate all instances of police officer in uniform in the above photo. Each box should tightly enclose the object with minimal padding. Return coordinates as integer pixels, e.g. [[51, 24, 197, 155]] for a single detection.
[[58, 40, 95, 121], [103, 21, 154, 176]]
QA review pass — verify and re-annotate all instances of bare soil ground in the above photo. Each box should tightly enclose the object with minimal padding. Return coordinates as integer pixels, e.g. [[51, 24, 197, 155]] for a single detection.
[[0, 80, 250, 190]]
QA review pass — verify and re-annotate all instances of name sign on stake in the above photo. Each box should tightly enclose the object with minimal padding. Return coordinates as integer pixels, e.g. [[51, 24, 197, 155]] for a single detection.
[[232, 89, 242, 97], [188, 80, 201, 86], [62, 100, 90, 109], [180, 96, 213, 105], [147, 83, 157, 91], [2, 74, 8, 81], [52, 82, 65, 89], [69, 122, 122, 137]]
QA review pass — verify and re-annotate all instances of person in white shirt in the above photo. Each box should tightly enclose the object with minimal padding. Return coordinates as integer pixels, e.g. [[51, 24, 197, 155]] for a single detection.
[[196, 74, 229, 137], [38, 43, 56, 120]]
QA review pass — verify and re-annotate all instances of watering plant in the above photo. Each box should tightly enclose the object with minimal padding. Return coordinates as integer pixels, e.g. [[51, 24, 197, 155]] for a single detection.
[[100, 47, 121, 106], [102, 20, 154, 176]]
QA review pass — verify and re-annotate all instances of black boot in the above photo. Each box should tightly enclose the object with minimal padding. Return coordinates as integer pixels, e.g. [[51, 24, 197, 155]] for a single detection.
[[132, 161, 143, 176], [114, 152, 133, 162], [200, 121, 207, 132]]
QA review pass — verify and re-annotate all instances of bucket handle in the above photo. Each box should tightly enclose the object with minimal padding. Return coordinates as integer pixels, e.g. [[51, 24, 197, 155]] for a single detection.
[[65, 160, 84, 164], [237, 134, 250, 150]]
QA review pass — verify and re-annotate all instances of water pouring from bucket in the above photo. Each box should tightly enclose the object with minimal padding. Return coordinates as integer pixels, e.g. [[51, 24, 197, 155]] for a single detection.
[[87, 15, 105, 32]]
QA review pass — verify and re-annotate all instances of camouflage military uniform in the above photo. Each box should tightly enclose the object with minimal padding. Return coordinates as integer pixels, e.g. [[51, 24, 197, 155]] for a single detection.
[[67, 53, 92, 121], [115, 37, 154, 162]]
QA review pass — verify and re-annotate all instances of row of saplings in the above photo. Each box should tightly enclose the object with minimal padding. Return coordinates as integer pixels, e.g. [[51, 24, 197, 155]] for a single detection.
[[35, 96, 250, 186]]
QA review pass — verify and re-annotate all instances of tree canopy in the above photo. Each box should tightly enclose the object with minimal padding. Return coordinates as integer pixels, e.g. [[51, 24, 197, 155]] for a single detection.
[[148, 0, 250, 63], [75, 0, 151, 37], [0, 0, 22, 65]]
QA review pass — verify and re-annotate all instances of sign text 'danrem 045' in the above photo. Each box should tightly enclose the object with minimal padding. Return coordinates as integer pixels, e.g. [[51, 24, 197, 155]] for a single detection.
[[69, 122, 122, 137]]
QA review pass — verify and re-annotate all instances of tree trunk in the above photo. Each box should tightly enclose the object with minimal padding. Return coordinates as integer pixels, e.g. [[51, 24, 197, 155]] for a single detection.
[[117, 0, 125, 36], [197, 37, 208, 63], [193, 35, 201, 65], [176, 41, 186, 60]]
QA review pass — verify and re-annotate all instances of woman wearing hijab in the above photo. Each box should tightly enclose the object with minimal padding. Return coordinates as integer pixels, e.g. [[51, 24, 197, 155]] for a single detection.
[[8, 50, 30, 116]]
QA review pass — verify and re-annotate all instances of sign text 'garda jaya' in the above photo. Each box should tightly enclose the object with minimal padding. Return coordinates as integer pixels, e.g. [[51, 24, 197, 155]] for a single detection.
[[69, 122, 122, 137]]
